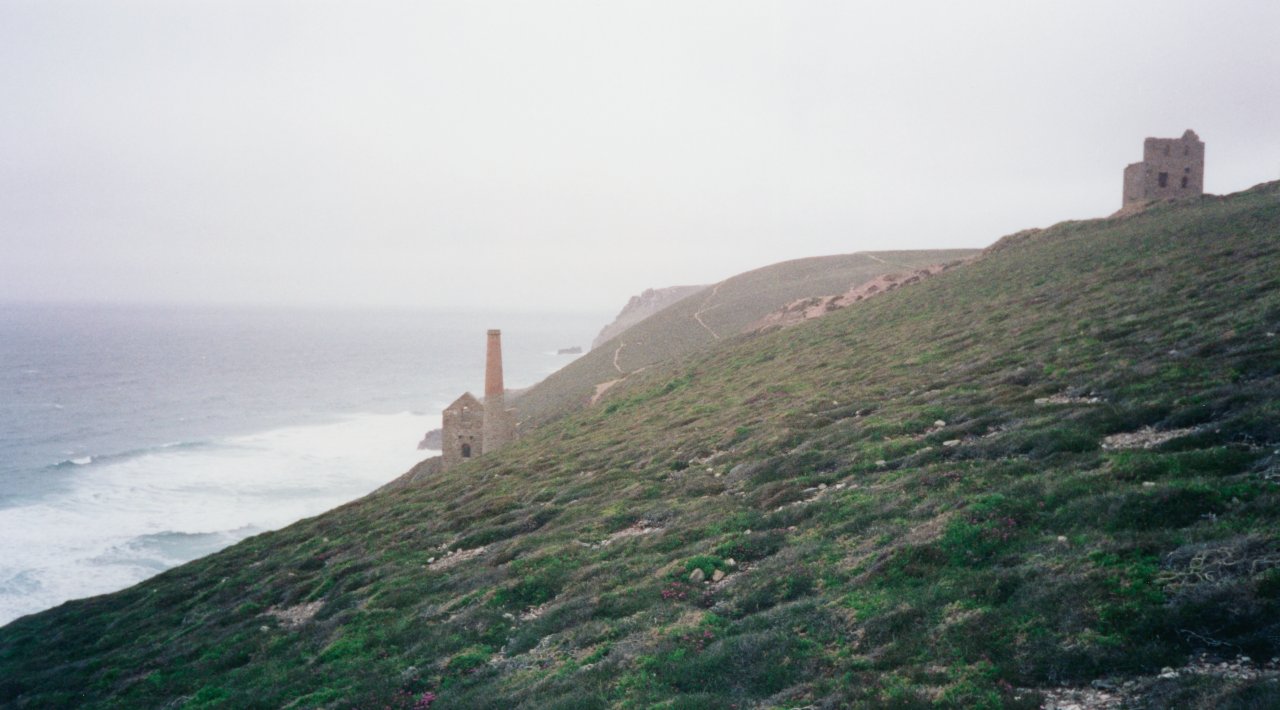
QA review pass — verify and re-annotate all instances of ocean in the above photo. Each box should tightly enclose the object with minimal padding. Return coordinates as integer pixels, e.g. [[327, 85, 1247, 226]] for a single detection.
[[0, 303, 605, 626]]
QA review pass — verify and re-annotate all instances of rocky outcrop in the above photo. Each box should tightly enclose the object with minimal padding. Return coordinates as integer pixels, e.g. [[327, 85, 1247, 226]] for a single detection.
[[417, 428, 443, 451], [591, 285, 704, 350], [747, 262, 964, 333]]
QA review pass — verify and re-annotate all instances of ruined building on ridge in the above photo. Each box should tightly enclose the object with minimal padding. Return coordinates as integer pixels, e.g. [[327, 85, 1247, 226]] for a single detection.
[[441, 330, 516, 471], [1122, 129, 1204, 210]]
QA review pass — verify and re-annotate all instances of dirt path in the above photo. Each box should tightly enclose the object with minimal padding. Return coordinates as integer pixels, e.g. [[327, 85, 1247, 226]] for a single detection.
[[693, 282, 723, 340], [864, 252, 911, 270], [591, 378, 623, 405], [611, 342, 626, 374]]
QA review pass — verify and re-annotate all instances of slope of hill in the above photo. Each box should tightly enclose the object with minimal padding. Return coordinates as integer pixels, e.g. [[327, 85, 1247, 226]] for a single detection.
[[515, 249, 976, 428], [591, 286, 706, 351], [3, 186, 1280, 709]]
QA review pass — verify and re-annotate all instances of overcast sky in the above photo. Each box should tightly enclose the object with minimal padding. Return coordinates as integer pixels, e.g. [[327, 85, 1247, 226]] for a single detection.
[[2, 1, 1278, 312]]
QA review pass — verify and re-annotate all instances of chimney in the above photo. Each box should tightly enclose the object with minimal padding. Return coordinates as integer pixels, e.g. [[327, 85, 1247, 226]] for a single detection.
[[484, 329, 504, 398], [481, 329, 513, 454]]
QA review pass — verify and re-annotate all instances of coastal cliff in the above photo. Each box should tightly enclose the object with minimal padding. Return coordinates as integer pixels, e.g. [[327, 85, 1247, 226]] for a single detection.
[[590, 285, 704, 350], [3, 183, 1280, 708]]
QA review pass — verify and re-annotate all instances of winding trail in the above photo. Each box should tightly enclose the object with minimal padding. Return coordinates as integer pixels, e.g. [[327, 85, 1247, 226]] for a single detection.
[[692, 282, 724, 340], [611, 342, 627, 374], [863, 252, 912, 270]]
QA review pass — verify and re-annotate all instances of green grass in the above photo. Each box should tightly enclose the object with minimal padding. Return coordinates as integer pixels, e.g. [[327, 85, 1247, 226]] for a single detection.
[[514, 248, 978, 427], [2, 186, 1280, 708]]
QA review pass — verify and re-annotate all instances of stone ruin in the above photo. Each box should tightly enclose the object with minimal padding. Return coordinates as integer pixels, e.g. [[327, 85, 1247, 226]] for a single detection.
[[1122, 129, 1204, 210], [441, 329, 516, 471]]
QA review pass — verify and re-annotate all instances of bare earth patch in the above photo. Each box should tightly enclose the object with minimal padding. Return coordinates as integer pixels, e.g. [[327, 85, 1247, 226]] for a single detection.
[[1102, 426, 1198, 450], [428, 546, 486, 571], [591, 378, 623, 405], [264, 601, 324, 628], [602, 522, 662, 546]]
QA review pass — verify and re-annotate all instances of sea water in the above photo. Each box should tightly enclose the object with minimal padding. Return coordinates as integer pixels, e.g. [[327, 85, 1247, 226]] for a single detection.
[[0, 303, 604, 626]]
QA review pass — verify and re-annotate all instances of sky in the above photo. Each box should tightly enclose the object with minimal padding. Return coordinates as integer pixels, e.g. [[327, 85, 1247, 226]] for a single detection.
[[2, 1, 1278, 312]]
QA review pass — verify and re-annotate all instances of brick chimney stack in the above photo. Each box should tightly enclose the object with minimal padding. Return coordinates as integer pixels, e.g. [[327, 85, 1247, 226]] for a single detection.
[[481, 329, 513, 454], [484, 329, 504, 398]]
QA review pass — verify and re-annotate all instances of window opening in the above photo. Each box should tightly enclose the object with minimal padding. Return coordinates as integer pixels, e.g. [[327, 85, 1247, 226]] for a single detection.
[[461, 443, 472, 458], [1158, 172, 1169, 188]]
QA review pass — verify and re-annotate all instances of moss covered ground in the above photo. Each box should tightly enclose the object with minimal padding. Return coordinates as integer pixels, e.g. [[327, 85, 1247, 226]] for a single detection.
[[2, 186, 1279, 708]]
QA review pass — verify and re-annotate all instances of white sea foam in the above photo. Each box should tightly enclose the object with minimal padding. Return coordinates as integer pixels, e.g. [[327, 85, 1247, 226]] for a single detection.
[[0, 410, 437, 626]]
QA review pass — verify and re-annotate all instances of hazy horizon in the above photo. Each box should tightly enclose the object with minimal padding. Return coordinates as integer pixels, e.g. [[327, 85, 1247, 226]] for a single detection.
[[3, 1, 1278, 311]]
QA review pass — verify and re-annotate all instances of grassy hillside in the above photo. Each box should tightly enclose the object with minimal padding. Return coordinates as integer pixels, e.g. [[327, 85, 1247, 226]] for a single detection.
[[3, 186, 1280, 709], [515, 249, 976, 427], [590, 285, 706, 351]]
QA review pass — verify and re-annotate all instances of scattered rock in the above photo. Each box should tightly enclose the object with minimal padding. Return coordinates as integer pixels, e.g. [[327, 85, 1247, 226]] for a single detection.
[[943, 439, 961, 447], [747, 263, 963, 333], [428, 546, 486, 571], [1030, 653, 1280, 709], [689, 568, 706, 584], [519, 603, 550, 621], [1102, 426, 1198, 450], [711, 569, 725, 582], [264, 601, 324, 628], [1035, 393, 1105, 405]]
